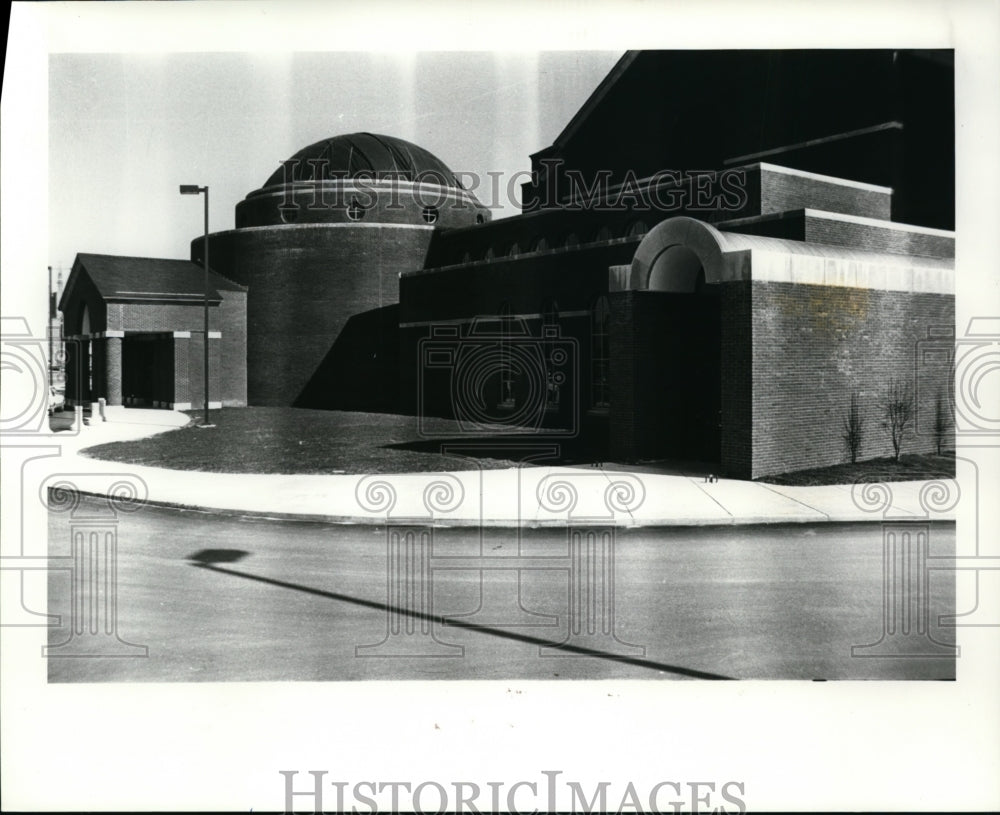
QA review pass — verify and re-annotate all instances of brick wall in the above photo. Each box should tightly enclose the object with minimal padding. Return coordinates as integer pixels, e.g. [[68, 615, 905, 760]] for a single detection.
[[717, 211, 953, 259], [720, 282, 753, 477], [173, 337, 189, 406], [107, 296, 247, 406], [196, 224, 434, 407], [710, 165, 891, 223], [109, 302, 216, 333], [218, 291, 247, 406], [105, 337, 123, 405], [748, 281, 954, 477], [802, 216, 952, 259], [759, 166, 891, 220]]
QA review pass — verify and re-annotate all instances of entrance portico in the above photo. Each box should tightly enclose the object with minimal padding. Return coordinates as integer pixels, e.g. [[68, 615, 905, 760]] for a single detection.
[[59, 254, 247, 411]]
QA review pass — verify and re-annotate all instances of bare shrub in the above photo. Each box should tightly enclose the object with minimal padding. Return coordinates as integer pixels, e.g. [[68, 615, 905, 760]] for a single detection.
[[842, 391, 864, 463], [881, 379, 914, 462]]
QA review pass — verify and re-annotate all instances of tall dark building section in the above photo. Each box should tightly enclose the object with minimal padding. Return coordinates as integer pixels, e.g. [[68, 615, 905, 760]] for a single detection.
[[520, 50, 953, 229]]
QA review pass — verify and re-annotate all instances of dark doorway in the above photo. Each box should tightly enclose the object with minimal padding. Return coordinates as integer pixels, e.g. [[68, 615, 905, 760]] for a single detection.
[[122, 335, 174, 407], [674, 286, 721, 462], [632, 286, 721, 464]]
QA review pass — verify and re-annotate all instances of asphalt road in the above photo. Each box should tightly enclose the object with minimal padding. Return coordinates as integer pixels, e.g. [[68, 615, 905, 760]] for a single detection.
[[46, 498, 957, 681]]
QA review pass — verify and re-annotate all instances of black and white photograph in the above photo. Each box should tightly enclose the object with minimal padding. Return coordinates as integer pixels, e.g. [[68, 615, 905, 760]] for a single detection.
[[2, 1, 999, 812]]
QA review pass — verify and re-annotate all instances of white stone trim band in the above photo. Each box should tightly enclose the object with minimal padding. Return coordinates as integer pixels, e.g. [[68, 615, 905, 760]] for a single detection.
[[399, 310, 591, 329], [203, 222, 436, 241]]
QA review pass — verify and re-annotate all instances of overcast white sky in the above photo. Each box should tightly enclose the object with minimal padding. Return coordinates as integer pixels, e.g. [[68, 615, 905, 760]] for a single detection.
[[47, 51, 622, 276]]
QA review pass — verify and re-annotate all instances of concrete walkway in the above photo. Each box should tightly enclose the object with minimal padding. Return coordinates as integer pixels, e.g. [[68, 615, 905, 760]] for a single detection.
[[45, 407, 957, 526]]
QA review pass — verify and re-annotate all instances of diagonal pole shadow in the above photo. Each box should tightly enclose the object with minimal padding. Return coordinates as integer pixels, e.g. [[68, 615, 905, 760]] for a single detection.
[[190, 560, 732, 680]]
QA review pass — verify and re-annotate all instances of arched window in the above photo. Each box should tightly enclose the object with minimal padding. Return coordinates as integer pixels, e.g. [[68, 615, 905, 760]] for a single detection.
[[507, 242, 520, 257], [529, 236, 548, 253], [591, 296, 610, 409], [498, 302, 515, 408], [346, 198, 366, 221], [541, 299, 559, 329], [484, 246, 495, 261], [626, 220, 649, 238], [563, 233, 580, 249], [593, 226, 613, 242], [541, 299, 561, 409]]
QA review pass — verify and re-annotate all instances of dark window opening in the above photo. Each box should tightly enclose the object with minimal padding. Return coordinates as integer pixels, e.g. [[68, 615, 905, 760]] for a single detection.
[[626, 220, 649, 237], [591, 296, 610, 409], [499, 302, 515, 409], [347, 199, 366, 221]]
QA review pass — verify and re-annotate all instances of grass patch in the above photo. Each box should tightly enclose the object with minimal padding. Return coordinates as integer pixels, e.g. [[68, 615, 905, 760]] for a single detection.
[[80, 406, 959, 484], [759, 453, 956, 487], [81, 407, 530, 474]]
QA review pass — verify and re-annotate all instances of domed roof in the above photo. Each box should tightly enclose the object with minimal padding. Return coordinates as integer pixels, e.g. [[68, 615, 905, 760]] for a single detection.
[[263, 132, 463, 189]]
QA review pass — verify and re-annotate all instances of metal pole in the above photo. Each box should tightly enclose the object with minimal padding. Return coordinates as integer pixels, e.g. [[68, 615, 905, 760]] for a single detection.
[[48, 265, 54, 391], [203, 186, 210, 426]]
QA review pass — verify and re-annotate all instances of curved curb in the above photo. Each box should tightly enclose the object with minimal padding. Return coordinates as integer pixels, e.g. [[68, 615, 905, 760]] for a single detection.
[[53, 487, 954, 529]]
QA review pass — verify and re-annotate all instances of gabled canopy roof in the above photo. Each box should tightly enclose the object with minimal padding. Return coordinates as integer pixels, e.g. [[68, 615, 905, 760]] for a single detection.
[[60, 254, 246, 311]]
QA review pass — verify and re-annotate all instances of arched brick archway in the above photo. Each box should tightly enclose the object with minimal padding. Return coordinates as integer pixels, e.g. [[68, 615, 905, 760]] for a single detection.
[[628, 216, 729, 292]]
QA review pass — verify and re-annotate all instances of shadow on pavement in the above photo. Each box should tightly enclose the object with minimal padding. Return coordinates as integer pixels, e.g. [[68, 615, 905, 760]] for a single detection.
[[187, 551, 732, 680]]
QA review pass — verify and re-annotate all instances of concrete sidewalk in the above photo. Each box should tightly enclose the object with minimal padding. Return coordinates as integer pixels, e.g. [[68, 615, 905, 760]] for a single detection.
[[45, 407, 957, 526]]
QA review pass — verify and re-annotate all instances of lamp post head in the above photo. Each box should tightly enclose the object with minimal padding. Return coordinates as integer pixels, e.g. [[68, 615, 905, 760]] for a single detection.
[[179, 185, 205, 195]]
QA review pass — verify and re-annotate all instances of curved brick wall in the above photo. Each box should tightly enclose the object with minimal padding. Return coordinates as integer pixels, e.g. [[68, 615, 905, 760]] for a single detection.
[[192, 222, 435, 407]]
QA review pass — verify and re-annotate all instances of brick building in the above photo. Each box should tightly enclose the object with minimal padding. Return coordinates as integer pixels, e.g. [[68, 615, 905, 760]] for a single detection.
[[399, 49, 954, 478], [59, 49, 954, 478], [191, 132, 491, 411], [59, 254, 247, 410]]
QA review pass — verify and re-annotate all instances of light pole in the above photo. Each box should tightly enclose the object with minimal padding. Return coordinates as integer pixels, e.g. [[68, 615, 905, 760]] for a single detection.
[[179, 184, 213, 427], [48, 265, 54, 393]]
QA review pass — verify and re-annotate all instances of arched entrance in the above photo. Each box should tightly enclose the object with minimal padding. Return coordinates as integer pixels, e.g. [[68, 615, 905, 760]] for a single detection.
[[648, 245, 703, 292], [609, 218, 725, 465], [644, 248, 721, 463]]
